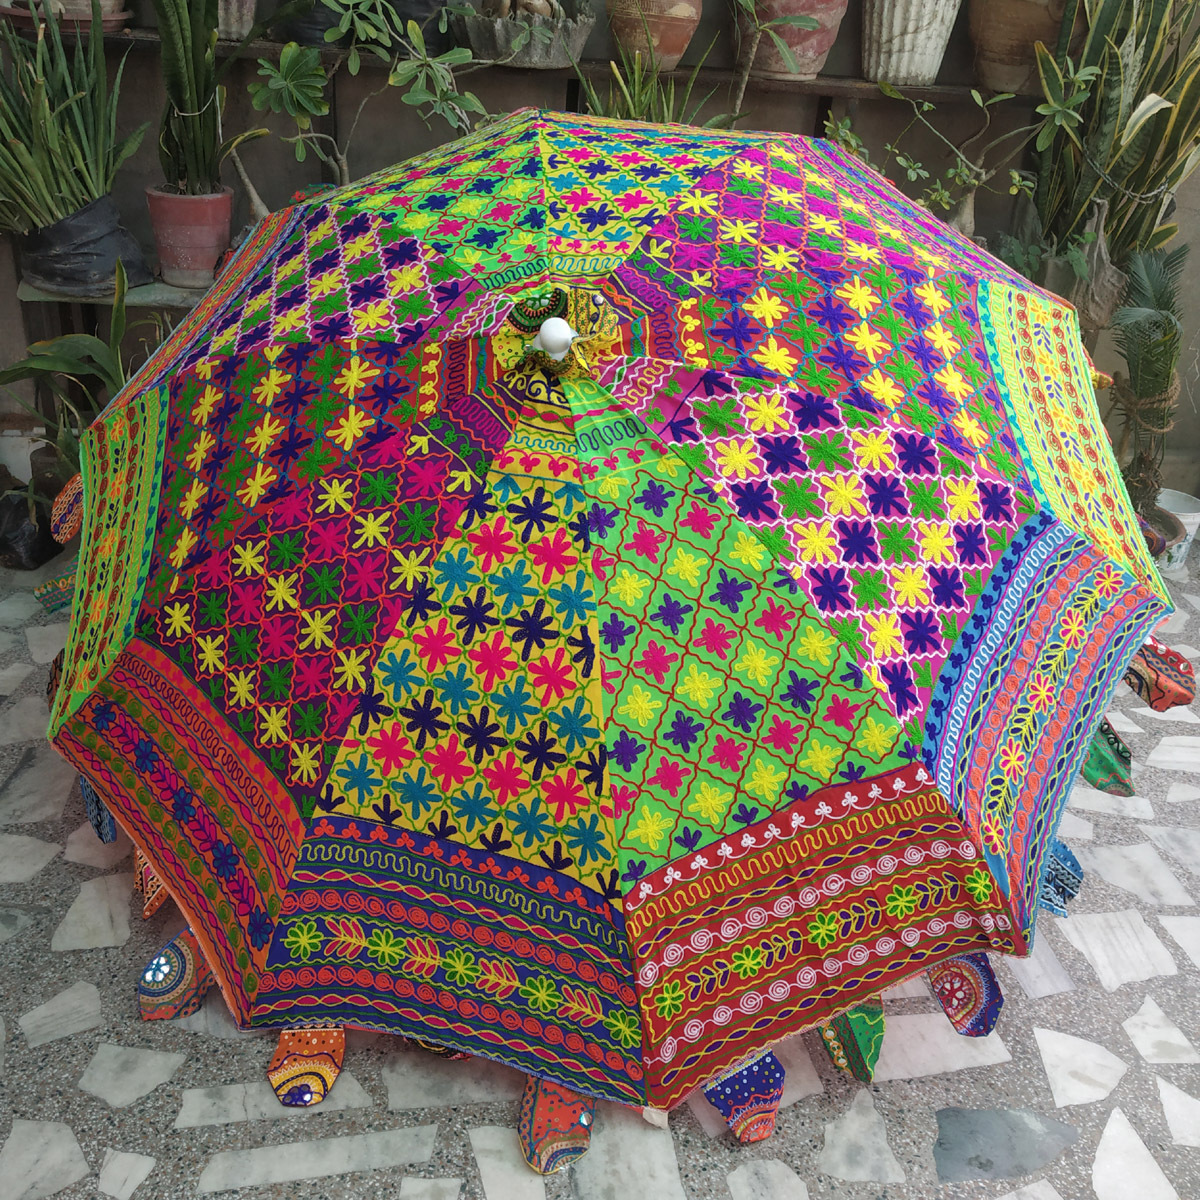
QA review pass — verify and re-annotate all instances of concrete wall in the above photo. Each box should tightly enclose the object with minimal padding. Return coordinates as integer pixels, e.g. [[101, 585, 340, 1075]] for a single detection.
[[4, 0, 1199, 496]]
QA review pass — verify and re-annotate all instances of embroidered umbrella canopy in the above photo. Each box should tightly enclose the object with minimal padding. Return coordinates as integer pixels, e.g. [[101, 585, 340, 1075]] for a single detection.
[[50, 110, 1170, 1113]]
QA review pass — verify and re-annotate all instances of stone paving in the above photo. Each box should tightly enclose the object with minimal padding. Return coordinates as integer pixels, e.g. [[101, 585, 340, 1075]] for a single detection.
[[0, 546, 1198, 1200]]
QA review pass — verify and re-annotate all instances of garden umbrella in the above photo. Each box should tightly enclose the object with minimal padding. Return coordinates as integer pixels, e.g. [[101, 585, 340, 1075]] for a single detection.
[[49, 110, 1170, 1111]]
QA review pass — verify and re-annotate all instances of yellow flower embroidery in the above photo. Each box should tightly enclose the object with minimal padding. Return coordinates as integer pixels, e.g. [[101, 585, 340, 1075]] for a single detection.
[[822, 475, 868, 517], [746, 757, 787, 802], [919, 522, 956, 563], [715, 438, 758, 480], [835, 276, 880, 316], [611, 569, 649, 606], [678, 662, 722, 707], [629, 806, 672, 851], [618, 684, 662, 725], [800, 738, 840, 779], [796, 624, 838, 667], [856, 715, 899, 757], [752, 336, 798, 376], [688, 781, 733, 824], [735, 643, 780, 687]]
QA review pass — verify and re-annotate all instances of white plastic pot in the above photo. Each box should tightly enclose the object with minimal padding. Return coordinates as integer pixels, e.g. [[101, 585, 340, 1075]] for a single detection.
[[1160, 488, 1200, 568], [863, 0, 963, 85]]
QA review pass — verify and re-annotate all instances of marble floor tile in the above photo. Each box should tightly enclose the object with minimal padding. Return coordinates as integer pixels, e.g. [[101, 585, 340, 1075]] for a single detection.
[[1121, 996, 1200, 1064], [1056, 811, 1093, 841], [1156, 608, 1190, 635], [63, 821, 132, 870], [1159, 914, 1200, 969], [0, 902, 31, 940], [1032, 1028, 1127, 1106], [817, 1089, 905, 1183], [994, 1183, 1065, 1200], [0, 695, 52, 747], [1075, 843, 1194, 906], [1006, 935, 1074, 999], [98, 1150, 156, 1200], [0, 744, 76, 823], [727, 1159, 810, 1200], [78, 1043, 188, 1108], [26, 622, 68, 663], [871, 1013, 1011, 1081], [1132, 705, 1200, 724], [1167, 781, 1200, 803], [1092, 1107, 1180, 1200], [175, 1071, 373, 1127], [382, 1048, 523, 1109], [0, 831, 60, 882], [0, 662, 34, 697], [1, 1014, 5, 1076], [1147, 736, 1200, 773], [398, 1181, 464, 1200], [1167, 642, 1200, 660], [933, 1108, 1077, 1183], [574, 1102, 686, 1200], [0, 1119, 90, 1200], [1157, 1076, 1200, 1148], [51, 873, 132, 951], [1142, 825, 1200, 878], [1106, 710, 1146, 734], [19, 981, 102, 1048], [881, 976, 931, 1002], [468, 1127, 545, 1200], [776, 1033, 824, 1107], [1183, 592, 1200, 612], [197, 1124, 438, 1193], [686, 1093, 731, 1139], [172, 990, 269, 1040], [0, 592, 43, 627], [1068, 785, 1155, 820], [1056, 910, 1178, 991]]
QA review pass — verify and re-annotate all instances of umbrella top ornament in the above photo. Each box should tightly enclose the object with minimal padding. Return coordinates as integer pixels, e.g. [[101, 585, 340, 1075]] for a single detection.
[[51, 110, 1168, 1110]]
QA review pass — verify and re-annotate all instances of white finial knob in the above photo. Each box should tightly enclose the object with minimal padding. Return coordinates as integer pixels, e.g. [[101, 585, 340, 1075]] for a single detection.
[[533, 316, 578, 360]]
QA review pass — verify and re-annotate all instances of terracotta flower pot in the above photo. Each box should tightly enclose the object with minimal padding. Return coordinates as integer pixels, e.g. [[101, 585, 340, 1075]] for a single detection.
[[736, 0, 848, 82], [217, 0, 256, 40], [863, 0, 962, 86], [607, 0, 701, 72], [145, 186, 233, 289], [968, 0, 1068, 94]]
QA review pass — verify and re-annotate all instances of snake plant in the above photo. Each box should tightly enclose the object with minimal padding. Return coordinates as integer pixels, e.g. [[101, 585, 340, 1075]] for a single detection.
[[0, 0, 146, 235], [152, 0, 266, 193]]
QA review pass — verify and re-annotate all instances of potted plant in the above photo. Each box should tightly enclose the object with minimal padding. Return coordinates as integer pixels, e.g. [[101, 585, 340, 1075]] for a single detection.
[[0, 0, 130, 32], [734, 0, 844, 83], [608, 0, 701, 72], [218, 0, 257, 39], [452, 0, 596, 70], [1027, 0, 1200, 329], [248, 19, 483, 191], [1108, 245, 1193, 554], [967, 0, 1078, 95], [862, 0, 963, 86], [0, 2, 150, 296], [148, 0, 267, 287]]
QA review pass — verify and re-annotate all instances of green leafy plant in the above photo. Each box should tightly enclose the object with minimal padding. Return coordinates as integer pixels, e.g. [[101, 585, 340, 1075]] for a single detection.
[[250, 20, 482, 187], [152, 0, 268, 194], [0, 0, 146, 234], [319, 0, 403, 74], [0, 263, 172, 477], [828, 80, 1102, 238], [730, 0, 818, 119], [576, 38, 730, 127], [1109, 245, 1189, 517], [1033, 0, 1200, 264]]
